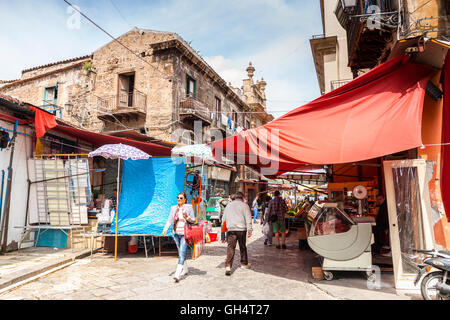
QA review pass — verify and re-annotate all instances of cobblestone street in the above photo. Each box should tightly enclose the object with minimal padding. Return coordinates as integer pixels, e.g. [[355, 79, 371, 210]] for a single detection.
[[0, 224, 418, 300]]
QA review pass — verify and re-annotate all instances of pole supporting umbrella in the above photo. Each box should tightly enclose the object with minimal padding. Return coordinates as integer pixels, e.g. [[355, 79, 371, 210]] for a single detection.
[[88, 144, 151, 261]]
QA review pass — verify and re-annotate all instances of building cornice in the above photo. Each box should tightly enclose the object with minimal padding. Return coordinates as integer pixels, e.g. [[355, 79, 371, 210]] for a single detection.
[[151, 39, 251, 111]]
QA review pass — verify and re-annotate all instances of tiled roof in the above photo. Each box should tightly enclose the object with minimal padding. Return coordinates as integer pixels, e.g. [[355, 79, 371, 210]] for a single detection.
[[0, 93, 28, 106], [0, 79, 19, 84], [21, 55, 92, 74]]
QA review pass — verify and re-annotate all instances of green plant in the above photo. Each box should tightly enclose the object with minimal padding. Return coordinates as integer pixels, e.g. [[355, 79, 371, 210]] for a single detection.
[[83, 61, 93, 72]]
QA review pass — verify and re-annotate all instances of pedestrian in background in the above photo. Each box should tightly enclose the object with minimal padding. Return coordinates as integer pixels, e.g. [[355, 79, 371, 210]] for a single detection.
[[219, 194, 233, 243], [162, 192, 196, 282], [268, 191, 288, 249], [221, 191, 253, 276], [262, 196, 273, 246], [252, 195, 261, 223]]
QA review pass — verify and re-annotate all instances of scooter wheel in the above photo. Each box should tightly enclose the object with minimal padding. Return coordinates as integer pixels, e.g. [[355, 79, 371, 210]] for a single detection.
[[323, 271, 334, 281], [421, 271, 447, 300]]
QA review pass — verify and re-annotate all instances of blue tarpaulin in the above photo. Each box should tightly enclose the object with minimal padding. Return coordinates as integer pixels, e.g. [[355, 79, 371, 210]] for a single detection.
[[110, 157, 186, 236]]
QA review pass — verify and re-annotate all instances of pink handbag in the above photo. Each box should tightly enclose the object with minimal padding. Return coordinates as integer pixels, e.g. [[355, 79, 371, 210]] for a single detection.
[[184, 222, 203, 245]]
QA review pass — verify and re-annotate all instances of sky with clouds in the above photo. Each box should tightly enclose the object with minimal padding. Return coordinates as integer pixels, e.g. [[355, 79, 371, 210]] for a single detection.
[[0, 0, 323, 117]]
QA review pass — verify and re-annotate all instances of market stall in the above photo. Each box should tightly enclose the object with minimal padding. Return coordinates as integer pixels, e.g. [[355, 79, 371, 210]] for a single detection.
[[88, 143, 151, 261], [306, 202, 376, 281], [210, 54, 444, 288]]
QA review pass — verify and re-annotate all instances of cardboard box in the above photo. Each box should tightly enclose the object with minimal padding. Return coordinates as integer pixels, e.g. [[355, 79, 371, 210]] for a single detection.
[[312, 267, 324, 280]]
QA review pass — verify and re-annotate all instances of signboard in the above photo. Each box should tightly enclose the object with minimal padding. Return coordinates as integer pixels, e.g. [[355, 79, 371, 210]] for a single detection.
[[208, 167, 231, 182]]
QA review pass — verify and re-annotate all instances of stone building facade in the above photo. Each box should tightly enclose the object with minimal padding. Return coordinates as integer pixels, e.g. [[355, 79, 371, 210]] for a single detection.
[[0, 28, 273, 147], [0, 28, 274, 204]]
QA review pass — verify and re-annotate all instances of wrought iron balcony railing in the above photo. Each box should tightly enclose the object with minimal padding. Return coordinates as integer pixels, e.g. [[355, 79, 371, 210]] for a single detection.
[[179, 96, 212, 124], [330, 79, 352, 91], [96, 90, 147, 114]]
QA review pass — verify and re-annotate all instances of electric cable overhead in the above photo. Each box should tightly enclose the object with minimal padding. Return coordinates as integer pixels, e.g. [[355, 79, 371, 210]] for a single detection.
[[109, 0, 132, 28]]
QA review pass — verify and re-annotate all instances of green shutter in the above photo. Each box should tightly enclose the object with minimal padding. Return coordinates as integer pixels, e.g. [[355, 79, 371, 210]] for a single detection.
[[193, 79, 197, 99]]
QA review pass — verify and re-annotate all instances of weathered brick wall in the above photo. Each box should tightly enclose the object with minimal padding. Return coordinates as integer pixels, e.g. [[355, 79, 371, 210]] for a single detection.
[[171, 53, 248, 143], [92, 29, 177, 138], [0, 63, 102, 130]]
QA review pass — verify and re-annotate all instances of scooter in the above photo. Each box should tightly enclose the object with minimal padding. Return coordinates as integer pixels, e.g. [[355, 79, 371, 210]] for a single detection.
[[414, 249, 450, 300]]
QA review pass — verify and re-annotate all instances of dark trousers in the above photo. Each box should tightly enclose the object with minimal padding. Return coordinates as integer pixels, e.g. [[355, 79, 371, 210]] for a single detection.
[[226, 231, 248, 267], [372, 225, 388, 254]]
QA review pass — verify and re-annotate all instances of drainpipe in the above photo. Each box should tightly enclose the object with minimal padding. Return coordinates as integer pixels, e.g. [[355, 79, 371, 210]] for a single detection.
[[1, 120, 18, 253], [0, 170, 5, 232]]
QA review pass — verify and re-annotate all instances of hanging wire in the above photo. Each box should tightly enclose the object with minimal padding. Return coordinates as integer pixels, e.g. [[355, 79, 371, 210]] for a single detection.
[[108, 0, 132, 28], [420, 143, 450, 148], [63, 0, 172, 81]]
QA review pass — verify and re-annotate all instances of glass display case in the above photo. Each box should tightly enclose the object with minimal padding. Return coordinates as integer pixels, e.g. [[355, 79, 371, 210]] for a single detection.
[[307, 202, 375, 280], [310, 203, 354, 237]]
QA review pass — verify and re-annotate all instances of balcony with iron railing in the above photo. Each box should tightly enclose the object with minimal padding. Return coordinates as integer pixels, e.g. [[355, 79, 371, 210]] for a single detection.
[[343, 0, 396, 71], [96, 90, 147, 123], [330, 79, 352, 91], [179, 95, 212, 125]]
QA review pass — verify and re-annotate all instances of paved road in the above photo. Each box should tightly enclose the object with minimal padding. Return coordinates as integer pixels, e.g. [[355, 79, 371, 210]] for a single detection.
[[0, 223, 416, 300]]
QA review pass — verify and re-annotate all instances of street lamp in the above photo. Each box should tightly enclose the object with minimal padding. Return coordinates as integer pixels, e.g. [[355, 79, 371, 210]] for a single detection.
[[64, 101, 74, 114]]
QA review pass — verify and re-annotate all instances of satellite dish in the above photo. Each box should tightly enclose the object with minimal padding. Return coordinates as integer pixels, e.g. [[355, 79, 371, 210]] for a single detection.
[[353, 185, 367, 200]]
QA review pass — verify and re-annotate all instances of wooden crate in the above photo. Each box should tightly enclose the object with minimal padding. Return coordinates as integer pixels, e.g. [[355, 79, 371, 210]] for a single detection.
[[68, 218, 102, 249], [312, 267, 324, 280]]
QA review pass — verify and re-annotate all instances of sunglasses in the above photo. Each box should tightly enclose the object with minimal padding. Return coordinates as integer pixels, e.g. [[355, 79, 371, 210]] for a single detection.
[[177, 196, 185, 200]]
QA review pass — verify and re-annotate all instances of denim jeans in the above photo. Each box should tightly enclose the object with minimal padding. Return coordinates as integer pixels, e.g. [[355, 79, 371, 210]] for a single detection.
[[253, 208, 260, 222], [173, 234, 188, 265]]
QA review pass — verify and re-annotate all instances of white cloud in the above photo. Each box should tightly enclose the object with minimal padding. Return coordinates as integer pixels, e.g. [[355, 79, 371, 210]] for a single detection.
[[205, 33, 321, 118], [205, 56, 247, 88]]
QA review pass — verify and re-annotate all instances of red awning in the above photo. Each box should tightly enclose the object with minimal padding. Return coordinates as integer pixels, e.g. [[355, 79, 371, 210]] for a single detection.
[[211, 55, 435, 176], [441, 51, 450, 222], [52, 124, 172, 157]]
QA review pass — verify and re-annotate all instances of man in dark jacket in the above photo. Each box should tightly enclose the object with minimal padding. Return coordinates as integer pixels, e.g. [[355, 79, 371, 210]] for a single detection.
[[372, 194, 389, 255]]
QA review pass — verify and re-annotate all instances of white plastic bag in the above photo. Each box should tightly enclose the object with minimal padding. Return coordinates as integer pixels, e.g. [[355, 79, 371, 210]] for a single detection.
[[262, 222, 270, 235]]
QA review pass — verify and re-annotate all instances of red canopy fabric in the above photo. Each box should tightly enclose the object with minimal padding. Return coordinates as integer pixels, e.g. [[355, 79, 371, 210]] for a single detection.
[[211, 55, 435, 176], [52, 124, 172, 157], [441, 51, 450, 222], [29, 106, 57, 138]]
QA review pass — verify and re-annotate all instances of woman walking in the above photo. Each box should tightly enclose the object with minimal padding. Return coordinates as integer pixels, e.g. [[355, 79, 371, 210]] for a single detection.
[[162, 192, 196, 282]]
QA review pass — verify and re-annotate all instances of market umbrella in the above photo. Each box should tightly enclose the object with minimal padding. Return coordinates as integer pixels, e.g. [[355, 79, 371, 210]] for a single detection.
[[89, 144, 151, 261], [171, 144, 213, 159]]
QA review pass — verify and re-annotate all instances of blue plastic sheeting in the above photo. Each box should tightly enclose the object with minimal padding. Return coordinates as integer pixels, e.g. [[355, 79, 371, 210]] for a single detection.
[[110, 157, 186, 236], [35, 229, 68, 248]]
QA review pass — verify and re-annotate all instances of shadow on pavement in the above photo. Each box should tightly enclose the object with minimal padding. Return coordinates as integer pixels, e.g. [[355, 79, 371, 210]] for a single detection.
[[202, 226, 403, 298]]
